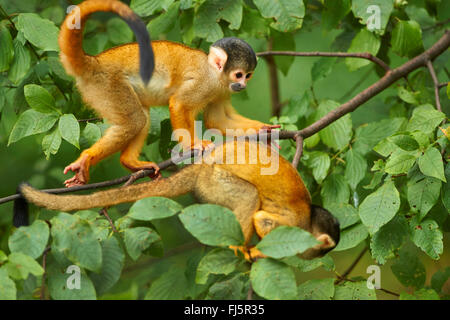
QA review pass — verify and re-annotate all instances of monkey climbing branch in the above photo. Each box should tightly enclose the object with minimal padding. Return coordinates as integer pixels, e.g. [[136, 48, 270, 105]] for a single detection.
[[0, 30, 448, 205]]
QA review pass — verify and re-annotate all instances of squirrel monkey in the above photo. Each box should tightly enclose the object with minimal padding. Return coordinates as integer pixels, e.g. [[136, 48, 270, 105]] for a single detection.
[[58, 0, 275, 188], [19, 141, 340, 260]]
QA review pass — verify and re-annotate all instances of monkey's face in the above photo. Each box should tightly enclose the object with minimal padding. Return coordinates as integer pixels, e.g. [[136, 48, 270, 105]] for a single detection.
[[228, 69, 253, 92]]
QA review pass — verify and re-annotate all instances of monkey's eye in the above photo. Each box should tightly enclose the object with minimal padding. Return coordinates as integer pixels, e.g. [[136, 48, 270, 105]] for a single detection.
[[235, 72, 243, 79], [246, 73, 252, 79]]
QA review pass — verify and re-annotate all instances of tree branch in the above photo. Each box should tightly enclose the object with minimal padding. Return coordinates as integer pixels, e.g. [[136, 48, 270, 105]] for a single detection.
[[426, 59, 442, 112]]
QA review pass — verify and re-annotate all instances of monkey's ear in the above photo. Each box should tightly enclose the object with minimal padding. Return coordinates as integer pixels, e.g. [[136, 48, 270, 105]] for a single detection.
[[316, 233, 336, 250], [208, 46, 227, 72]]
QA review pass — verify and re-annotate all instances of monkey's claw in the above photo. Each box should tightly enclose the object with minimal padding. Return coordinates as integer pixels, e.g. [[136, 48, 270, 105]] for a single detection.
[[63, 155, 90, 188]]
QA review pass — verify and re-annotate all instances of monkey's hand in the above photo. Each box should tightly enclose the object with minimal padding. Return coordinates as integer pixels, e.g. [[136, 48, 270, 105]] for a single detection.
[[63, 153, 91, 188], [258, 124, 281, 150], [230, 245, 267, 262]]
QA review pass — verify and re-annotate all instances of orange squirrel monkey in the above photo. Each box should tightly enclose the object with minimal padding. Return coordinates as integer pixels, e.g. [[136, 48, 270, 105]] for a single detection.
[[58, 0, 274, 188], [19, 141, 340, 260]]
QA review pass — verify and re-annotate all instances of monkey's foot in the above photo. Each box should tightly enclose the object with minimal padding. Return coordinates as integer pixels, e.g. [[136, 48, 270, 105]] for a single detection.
[[191, 140, 215, 152], [63, 155, 90, 188], [248, 247, 267, 261], [229, 245, 251, 261], [125, 162, 161, 180]]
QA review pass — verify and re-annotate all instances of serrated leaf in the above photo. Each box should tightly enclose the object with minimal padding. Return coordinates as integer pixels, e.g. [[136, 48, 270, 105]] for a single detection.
[[315, 100, 352, 151], [147, 2, 180, 37], [0, 268, 16, 300], [253, 0, 305, 32], [322, 0, 351, 31], [196, 248, 241, 285], [407, 104, 445, 134], [391, 20, 424, 58], [206, 274, 248, 300], [145, 268, 188, 300], [370, 215, 409, 264], [298, 278, 335, 300], [179, 204, 244, 247], [5, 252, 44, 280], [282, 254, 335, 272], [418, 147, 446, 182], [391, 249, 426, 289], [326, 203, 359, 229], [334, 281, 376, 300], [410, 219, 443, 260], [345, 29, 381, 71], [407, 168, 441, 220], [256, 226, 319, 259], [321, 174, 350, 209], [128, 197, 182, 221], [16, 13, 59, 52], [8, 110, 58, 145], [400, 288, 440, 300], [90, 236, 125, 296], [359, 181, 400, 234], [431, 267, 450, 293], [81, 122, 101, 147], [345, 149, 368, 190], [304, 151, 330, 184], [58, 114, 80, 149], [352, 0, 394, 34], [312, 57, 337, 83], [250, 258, 297, 300], [130, 0, 171, 16], [385, 150, 417, 175], [106, 18, 133, 45], [24, 84, 58, 114], [8, 220, 49, 259], [8, 37, 31, 84], [334, 223, 368, 252], [281, 93, 309, 123], [388, 134, 420, 151], [124, 227, 160, 261], [397, 86, 419, 105]]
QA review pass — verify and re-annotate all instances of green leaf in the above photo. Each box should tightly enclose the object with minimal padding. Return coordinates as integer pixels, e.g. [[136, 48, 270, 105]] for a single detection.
[[326, 203, 359, 229], [352, 0, 394, 34], [391, 249, 426, 289], [431, 267, 450, 293], [391, 20, 424, 58], [145, 268, 188, 300], [311, 57, 337, 83], [334, 223, 368, 252], [410, 219, 443, 260], [90, 236, 125, 296], [8, 110, 58, 145], [400, 288, 440, 300], [334, 281, 376, 300], [315, 100, 352, 151], [8, 220, 49, 259], [397, 86, 419, 105], [256, 226, 319, 259], [0, 268, 16, 300], [345, 29, 381, 71], [8, 37, 32, 84], [345, 149, 368, 190], [407, 168, 441, 220], [24, 84, 58, 114], [5, 252, 44, 280], [106, 18, 133, 45], [128, 197, 182, 221], [42, 129, 62, 159], [418, 147, 446, 182], [443, 163, 450, 212], [147, 2, 180, 37], [253, 0, 305, 32], [363, 171, 384, 190], [321, 174, 350, 209], [298, 278, 335, 300], [272, 31, 295, 76], [196, 248, 241, 285], [322, 0, 351, 31], [50, 213, 102, 272], [359, 181, 400, 234], [388, 134, 420, 151], [0, 24, 13, 72], [370, 215, 409, 264], [124, 227, 160, 261], [179, 204, 244, 247], [58, 114, 80, 149], [304, 151, 330, 184], [385, 150, 417, 175], [206, 274, 248, 300], [16, 13, 59, 52], [407, 104, 445, 134], [281, 93, 309, 123], [250, 259, 297, 300], [81, 122, 101, 147]]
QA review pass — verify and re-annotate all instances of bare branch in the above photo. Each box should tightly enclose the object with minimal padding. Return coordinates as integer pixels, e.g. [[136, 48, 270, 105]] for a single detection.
[[426, 59, 442, 112], [292, 134, 304, 169]]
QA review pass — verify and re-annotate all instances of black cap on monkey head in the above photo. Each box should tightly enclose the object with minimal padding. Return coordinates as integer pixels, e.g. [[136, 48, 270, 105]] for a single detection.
[[212, 37, 257, 73]]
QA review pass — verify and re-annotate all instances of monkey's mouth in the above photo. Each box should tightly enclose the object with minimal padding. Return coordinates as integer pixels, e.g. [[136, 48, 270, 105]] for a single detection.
[[230, 83, 246, 92]]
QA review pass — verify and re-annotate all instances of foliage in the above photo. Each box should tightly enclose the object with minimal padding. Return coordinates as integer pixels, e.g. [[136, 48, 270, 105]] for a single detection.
[[0, 0, 449, 300]]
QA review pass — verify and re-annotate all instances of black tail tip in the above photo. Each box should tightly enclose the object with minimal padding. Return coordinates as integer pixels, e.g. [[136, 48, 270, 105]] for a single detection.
[[13, 183, 30, 227]]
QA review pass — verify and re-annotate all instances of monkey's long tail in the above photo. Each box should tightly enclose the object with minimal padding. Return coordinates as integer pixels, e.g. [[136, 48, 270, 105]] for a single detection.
[[59, 0, 153, 84], [19, 165, 201, 212]]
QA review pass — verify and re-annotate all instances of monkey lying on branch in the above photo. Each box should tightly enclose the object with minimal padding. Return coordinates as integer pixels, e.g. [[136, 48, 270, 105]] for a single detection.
[[18, 141, 340, 260]]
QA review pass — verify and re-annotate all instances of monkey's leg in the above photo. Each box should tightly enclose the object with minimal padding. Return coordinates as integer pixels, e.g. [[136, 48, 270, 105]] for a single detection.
[[169, 97, 213, 151], [119, 109, 159, 178]]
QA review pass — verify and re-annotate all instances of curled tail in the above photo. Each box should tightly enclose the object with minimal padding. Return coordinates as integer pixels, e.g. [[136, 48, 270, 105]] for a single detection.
[[59, 0, 153, 83], [20, 165, 201, 212]]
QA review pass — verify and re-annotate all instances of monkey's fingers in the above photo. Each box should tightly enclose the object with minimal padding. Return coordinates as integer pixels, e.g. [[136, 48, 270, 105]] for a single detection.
[[63, 163, 89, 187], [259, 125, 281, 150]]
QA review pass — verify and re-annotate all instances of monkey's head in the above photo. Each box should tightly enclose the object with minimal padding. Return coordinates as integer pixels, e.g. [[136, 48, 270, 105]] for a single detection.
[[300, 205, 340, 260], [208, 37, 257, 93]]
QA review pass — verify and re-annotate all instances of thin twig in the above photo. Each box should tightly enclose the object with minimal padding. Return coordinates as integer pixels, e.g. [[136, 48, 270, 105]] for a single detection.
[[438, 82, 448, 89], [77, 117, 103, 123], [426, 59, 442, 112], [99, 208, 117, 233], [292, 134, 304, 168], [247, 283, 253, 300], [335, 246, 368, 285]]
